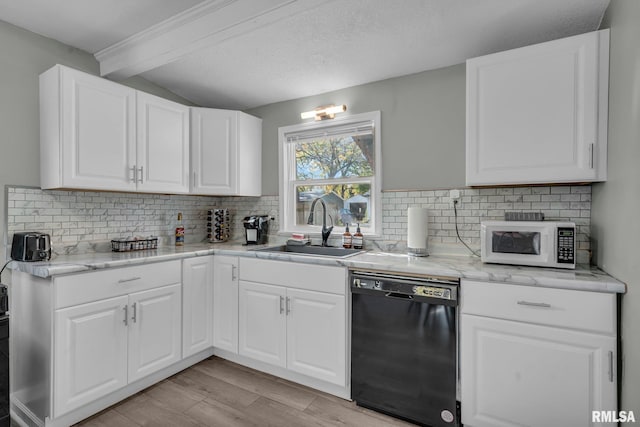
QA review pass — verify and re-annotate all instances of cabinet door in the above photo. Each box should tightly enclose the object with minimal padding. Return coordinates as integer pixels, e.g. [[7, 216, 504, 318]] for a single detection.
[[461, 314, 617, 427], [191, 108, 237, 195], [58, 66, 137, 191], [54, 295, 128, 416], [466, 30, 609, 185], [128, 284, 182, 382], [182, 256, 214, 358], [137, 92, 190, 193], [286, 288, 346, 386], [213, 255, 239, 353], [238, 281, 286, 367], [236, 112, 262, 196]]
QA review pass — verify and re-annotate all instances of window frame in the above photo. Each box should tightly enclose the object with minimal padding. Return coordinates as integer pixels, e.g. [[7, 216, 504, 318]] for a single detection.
[[278, 110, 382, 237]]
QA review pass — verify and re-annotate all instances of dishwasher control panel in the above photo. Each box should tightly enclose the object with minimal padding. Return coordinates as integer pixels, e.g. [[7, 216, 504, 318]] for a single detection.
[[351, 271, 459, 303], [413, 286, 452, 300]]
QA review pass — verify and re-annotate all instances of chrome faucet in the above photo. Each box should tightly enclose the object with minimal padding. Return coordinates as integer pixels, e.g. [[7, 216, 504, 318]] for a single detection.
[[307, 198, 334, 247]]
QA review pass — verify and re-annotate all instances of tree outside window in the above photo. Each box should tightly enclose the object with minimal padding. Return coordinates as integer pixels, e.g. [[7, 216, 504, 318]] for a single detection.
[[279, 111, 381, 235]]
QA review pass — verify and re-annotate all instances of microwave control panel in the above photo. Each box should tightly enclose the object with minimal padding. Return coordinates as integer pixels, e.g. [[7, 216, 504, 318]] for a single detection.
[[557, 227, 575, 264]]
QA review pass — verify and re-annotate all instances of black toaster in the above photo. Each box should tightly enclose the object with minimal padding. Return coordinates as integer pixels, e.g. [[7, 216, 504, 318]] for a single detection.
[[11, 232, 52, 262]]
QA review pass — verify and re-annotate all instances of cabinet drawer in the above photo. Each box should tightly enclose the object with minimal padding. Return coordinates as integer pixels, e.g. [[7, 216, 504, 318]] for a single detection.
[[461, 280, 616, 335], [54, 260, 181, 309], [239, 258, 346, 295]]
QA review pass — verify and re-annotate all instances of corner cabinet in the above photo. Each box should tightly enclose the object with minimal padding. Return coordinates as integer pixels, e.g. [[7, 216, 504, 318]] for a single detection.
[[40, 64, 190, 193], [191, 108, 262, 196], [466, 29, 609, 186], [460, 280, 617, 427], [182, 256, 214, 358], [213, 255, 239, 353]]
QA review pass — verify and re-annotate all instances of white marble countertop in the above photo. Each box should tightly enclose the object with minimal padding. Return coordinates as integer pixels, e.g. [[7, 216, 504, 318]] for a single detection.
[[8, 242, 626, 293]]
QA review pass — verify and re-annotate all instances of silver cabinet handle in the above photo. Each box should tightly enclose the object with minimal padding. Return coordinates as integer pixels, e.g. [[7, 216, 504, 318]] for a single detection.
[[609, 351, 614, 382], [131, 302, 137, 323], [286, 296, 291, 315], [130, 166, 137, 183], [231, 265, 237, 281], [138, 166, 144, 184], [517, 300, 551, 308], [123, 305, 128, 326], [118, 277, 141, 284], [279, 296, 284, 314], [589, 143, 595, 169]]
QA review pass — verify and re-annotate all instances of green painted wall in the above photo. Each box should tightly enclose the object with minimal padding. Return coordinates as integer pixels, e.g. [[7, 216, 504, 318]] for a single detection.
[[593, 0, 640, 414], [246, 64, 466, 195]]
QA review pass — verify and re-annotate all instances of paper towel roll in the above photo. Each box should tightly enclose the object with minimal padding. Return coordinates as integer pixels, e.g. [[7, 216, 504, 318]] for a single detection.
[[407, 207, 428, 256]]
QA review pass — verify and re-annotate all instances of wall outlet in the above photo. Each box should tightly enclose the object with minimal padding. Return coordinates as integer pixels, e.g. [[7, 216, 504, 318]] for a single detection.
[[449, 189, 461, 204]]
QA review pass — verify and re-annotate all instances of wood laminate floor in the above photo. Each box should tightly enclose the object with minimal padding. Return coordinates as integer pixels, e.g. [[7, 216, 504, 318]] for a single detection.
[[75, 356, 416, 427]]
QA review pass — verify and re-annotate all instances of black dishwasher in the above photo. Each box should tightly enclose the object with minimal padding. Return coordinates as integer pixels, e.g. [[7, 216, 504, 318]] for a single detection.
[[351, 270, 460, 427], [0, 315, 8, 427]]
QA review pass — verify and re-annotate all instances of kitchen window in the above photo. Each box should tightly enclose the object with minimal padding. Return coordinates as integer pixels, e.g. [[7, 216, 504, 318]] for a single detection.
[[279, 111, 381, 236]]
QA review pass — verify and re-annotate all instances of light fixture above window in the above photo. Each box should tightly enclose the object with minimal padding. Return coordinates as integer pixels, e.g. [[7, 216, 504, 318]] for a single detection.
[[300, 104, 347, 121]]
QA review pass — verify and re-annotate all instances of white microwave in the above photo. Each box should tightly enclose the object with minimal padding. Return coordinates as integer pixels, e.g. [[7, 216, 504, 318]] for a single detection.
[[481, 221, 576, 269]]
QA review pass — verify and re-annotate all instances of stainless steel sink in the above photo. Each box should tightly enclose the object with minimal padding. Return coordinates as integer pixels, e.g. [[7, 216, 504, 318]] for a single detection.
[[255, 244, 365, 258]]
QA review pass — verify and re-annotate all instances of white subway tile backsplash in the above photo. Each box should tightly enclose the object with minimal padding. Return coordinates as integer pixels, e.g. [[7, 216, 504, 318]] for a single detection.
[[6, 184, 592, 263], [378, 185, 591, 263]]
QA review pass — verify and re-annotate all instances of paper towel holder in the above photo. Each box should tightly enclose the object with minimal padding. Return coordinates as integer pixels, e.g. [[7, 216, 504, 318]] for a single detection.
[[407, 207, 429, 257]]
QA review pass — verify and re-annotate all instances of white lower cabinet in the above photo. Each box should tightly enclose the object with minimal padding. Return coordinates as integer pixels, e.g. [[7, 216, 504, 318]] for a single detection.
[[128, 284, 182, 382], [213, 255, 239, 353], [237, 258, 348, 388], [182, 256, 214, 357], [239, 281, 287, 367], [460, 280, 617, 427], [43, 261, 185, 420], [285, 288, 346, 385], [54, 296, 129, 416], [54, 283, 182, 416]]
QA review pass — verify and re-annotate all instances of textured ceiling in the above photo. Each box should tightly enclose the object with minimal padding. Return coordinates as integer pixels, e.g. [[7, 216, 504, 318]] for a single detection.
[[0, 0, 610, 110]]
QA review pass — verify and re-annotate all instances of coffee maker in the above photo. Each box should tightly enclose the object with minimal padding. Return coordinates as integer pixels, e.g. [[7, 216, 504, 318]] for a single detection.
[[243, 215, 269, 245]]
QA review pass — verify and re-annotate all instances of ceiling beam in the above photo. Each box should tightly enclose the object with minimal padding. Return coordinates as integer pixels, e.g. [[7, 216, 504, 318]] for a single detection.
[[95, 0, 331, 80]]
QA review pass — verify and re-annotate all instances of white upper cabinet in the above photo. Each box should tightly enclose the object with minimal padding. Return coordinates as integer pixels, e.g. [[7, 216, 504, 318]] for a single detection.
[[191, 108, 262, 196], [41, 65, 137, 191], [40, 64, 189, 193], [136, 92, 190, 193], [466, 29, 609, 186]]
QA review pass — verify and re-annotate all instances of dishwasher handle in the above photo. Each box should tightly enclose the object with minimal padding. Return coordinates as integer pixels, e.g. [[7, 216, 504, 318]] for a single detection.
[[385, 292, 413, 300]]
